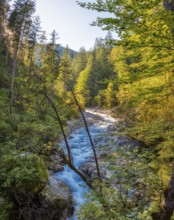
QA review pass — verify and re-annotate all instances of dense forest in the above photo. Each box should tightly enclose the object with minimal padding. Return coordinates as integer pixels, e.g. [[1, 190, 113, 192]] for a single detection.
[[1, 0, 174, 219]]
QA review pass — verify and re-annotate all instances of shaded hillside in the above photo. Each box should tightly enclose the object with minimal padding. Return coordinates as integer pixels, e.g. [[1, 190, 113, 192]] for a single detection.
[[57, 45, 77, 58]]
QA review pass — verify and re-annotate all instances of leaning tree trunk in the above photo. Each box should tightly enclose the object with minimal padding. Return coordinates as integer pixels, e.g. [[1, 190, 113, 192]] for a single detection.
[[62, 80, 101, 179], [164, 0, 174, 45], [42, 86, 92, 188], [153, 168, 174, 220], [70, 88, 101, 179], [43, 86, 73, 164], [162, 168, 174, 219], [164, 0, 174, 10]]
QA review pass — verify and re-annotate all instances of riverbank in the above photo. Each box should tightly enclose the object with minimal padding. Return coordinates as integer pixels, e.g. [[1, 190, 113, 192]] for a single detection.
[[50, 108, 118, 220], [42, 108, 142, 220]]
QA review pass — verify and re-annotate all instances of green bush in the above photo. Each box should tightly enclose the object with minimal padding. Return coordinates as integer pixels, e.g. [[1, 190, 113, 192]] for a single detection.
[[0, 154, 48, 193]]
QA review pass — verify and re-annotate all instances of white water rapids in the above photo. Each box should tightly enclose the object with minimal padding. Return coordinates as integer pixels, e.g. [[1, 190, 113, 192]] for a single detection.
[[53, 109, 116, 220]]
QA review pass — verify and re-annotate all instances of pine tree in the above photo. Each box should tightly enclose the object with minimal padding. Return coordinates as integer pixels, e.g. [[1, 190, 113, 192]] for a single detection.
[[0, 0, 9, 41], [27, 16, 41, 74], [40, 30, 59, 87], [74, 54, 93, 106], [8, 0, 36, 106], [71, 47, 88, 81]]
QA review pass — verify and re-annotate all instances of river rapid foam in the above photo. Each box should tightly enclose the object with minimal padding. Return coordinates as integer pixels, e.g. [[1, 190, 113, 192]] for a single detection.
[[53, 109, 117, 220]]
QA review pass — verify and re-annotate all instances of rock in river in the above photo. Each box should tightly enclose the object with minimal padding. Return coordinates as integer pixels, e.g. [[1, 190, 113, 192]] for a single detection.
[[38, 177, 74, 220]]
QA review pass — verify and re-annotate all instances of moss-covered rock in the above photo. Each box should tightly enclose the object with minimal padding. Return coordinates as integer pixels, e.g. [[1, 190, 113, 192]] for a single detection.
[[44, 147, 65, 174], [38, 177, 74, 220]]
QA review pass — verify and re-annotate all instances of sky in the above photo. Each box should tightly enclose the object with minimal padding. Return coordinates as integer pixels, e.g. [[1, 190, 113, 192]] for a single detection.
[[35, 0, 112, 51]]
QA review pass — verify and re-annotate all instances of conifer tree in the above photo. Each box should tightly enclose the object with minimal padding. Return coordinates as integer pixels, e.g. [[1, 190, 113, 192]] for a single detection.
[[71, 47, 87, 81], [40, 30, 59, 87], [74, 54, 93, 106], [27, 16, 41, 74], [0, 0, 9, 41], [59, 46, 73, 89], [8, 0, 36, 106]]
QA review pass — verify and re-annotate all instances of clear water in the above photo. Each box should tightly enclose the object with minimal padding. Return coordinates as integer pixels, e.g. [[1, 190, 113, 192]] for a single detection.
[[53, 109, 116, 220]]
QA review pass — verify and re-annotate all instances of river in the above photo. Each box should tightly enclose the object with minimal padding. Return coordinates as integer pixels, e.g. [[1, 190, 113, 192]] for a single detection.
[[53, 109, 117, 220]]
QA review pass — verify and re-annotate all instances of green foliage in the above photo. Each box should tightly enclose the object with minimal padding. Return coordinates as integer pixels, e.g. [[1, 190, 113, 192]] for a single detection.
[[74, 39, 116, 107], [78, 147, 157, 220], [77, 0, 174, 217], [71, 47, 88, 81], [0, 1, 79, 218], [95, 81, 117, 108], [75, 58, 92, 106], [0, 197, 11, 220], [77, 200, 107, 220], [1, 0, 174, 218], [0, 154, 48, 193]]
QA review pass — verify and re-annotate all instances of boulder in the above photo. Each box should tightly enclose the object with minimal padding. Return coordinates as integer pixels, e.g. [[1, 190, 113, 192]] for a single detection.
[[79, 159, 107, 180], [79, 134, 140, 182], [14, 177, 74, 220], [115, 136, 140, 149], [107, 124, 118, 131], [38, 177, 74, 220], [45, 147, 65, 173]]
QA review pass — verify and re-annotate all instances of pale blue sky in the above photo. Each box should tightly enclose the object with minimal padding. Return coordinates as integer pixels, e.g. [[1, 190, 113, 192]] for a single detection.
[[36, 0, 111, 51]]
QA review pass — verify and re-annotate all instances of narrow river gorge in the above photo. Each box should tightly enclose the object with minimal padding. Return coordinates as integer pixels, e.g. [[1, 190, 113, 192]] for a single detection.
[[52, 109, 117, 220]]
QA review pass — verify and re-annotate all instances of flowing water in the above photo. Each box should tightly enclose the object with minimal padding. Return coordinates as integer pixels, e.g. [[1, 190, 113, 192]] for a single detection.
[[53, 109, 116, 220]]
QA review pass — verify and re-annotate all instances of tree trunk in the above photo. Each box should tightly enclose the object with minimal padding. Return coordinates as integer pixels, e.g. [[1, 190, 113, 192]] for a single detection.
[[164, 0, 174, 10], [152, 168, 174, 220], [62, 80, 101, 179], [71, 89, 101, 179], [29, 103, 93, 189], [43, 86, 73, 164], [164, 0, 174, 45], [10, 46, 18, 108], [62, 154, 92, 188], [161, 168, 174, 220]]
